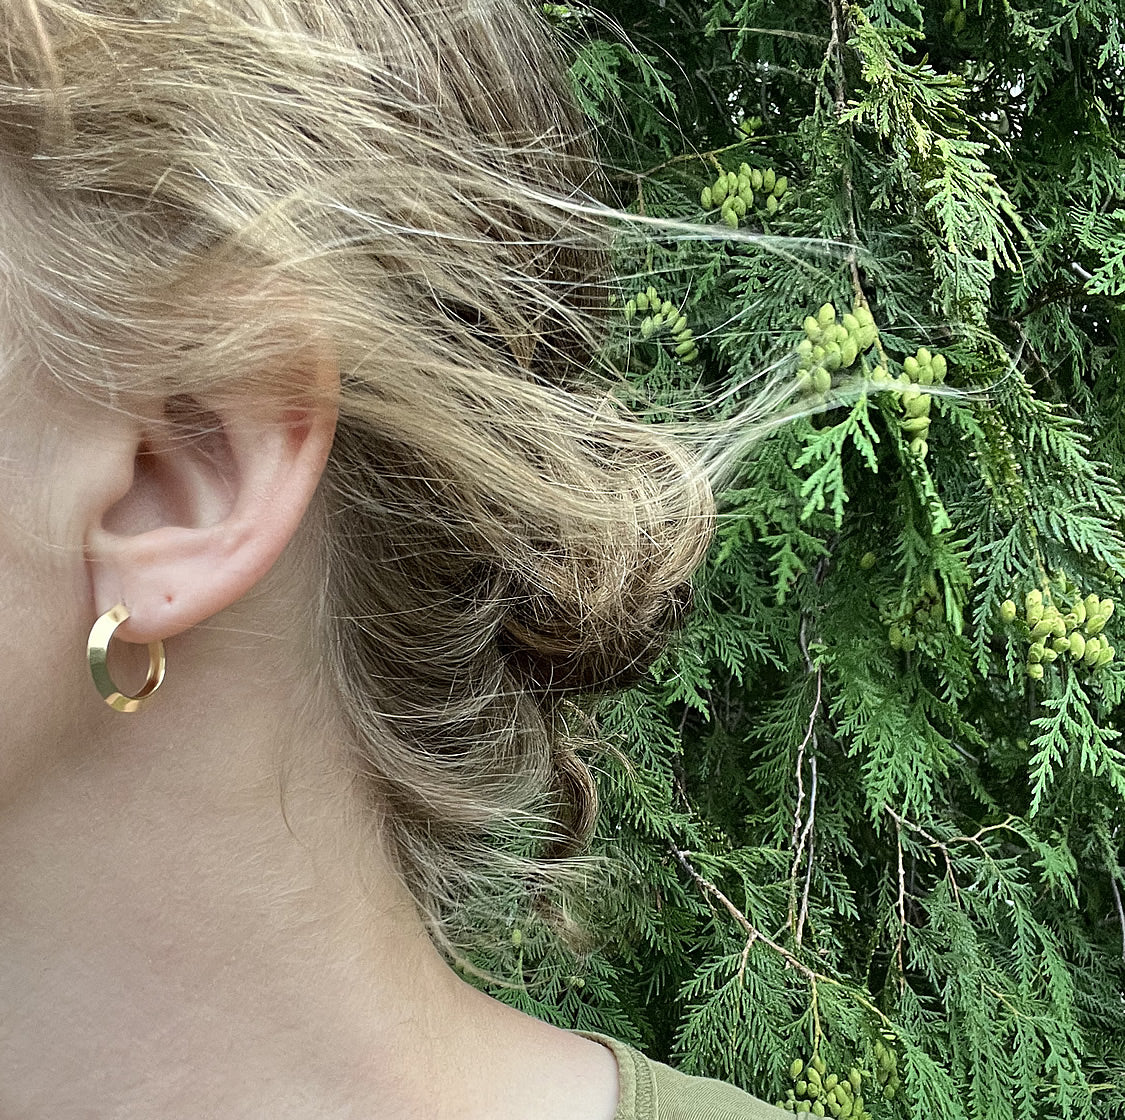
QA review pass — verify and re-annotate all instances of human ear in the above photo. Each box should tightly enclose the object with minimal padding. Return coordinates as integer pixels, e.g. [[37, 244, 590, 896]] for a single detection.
[[84, 350, 339, 645]]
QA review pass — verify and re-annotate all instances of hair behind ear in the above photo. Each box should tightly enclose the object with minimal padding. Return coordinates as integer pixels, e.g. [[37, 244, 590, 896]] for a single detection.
[[0, 0, 722, 956]]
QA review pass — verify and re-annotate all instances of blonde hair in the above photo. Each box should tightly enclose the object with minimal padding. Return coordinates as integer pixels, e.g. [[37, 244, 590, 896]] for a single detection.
[[0, 0, 725, 947]]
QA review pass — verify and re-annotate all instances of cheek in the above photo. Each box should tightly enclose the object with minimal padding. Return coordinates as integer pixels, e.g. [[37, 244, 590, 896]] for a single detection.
[[0, 436, 94, 803]]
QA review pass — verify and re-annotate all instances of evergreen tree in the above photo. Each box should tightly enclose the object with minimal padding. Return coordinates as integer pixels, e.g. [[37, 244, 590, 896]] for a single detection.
[[476, 4, 1125, 1118]]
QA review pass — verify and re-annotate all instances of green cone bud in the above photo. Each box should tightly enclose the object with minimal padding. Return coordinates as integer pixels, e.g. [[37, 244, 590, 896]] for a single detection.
[[848, 1070, 862, 1094], [774, 175, 788, 197], [640, 316, 654, 339], [1099, 645, 1116, 667], [1085, 593, 1101, 619], [647, 286, 659, 304], [701, 187, 713, 209], [675, 338, 696, 356], [790, 1059, 804, 1080], [840, 338, 859, 367], [817, 303, 836, 327], [1052, 637, 1070, 654], [797, 1080, 808, 1096], [731, 196, 747, 217], [917, 347, 932, 365], [1000, 599, 1017, 623], [1069, 631, 1086, 659], [813, 368, 832, 394], [917, 361, 934, 386], [860, 551, 877, 570], [763, 167, 776, 193], [842, 313, 861, 334], [1027, 662, 1045, 680], [1027, 643, 1045, 664], [751, 169, 763, 191], [903, 356, 920, 379], [804, 316, 822, 340], [1030, 618, 1053, 640], [1085, 637, 1103, 665], [1042, 646, 1059, 662], [722, 207, 738, 229], [766, 193, 779, 214], [511, 927, 522, 946], [711, 178, 728, 204], [671, 314, 688, 334], [932, 354, 947, 381], [910, 437, 928, 458], [905, 394, 932, 418], [624, 299, 636, 321], [635, 292, 649, 312], [901, 416, 931, 433]]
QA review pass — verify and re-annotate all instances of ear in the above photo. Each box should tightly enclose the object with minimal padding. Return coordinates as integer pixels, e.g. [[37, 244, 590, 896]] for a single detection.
[[84, 351, 339, 645]]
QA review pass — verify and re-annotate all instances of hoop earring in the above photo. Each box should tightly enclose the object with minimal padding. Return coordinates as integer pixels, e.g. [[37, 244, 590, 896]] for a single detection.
[[87, 603, 167, 713]]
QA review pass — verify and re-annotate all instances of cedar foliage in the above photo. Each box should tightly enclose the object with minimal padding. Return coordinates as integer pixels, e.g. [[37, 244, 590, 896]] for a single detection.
[[478, 3, 1125, 1117]]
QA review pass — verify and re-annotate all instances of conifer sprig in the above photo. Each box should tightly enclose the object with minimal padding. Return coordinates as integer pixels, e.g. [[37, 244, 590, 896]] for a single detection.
[[470, 4, 1125, 1117]]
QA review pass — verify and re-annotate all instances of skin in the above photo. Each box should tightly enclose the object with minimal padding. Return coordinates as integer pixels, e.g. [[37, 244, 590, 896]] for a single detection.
[[0, 312, 620, 1118]]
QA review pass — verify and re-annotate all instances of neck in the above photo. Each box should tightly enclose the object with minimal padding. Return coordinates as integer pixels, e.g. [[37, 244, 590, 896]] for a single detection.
[[0, 631, 618, 1120]]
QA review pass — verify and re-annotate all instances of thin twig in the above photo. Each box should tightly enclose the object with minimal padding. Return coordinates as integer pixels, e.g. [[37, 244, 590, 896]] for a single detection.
[[1110, 874, 1125, 962], [826, 0, 862, 296], [795, 755, 818, 946], [670, 845, 894, 1031], [884, 805, 962, 907], [789, 612, 823, 937], [893, 819, 907, 993], [708, 25, 830, 43], [788, 653, 819, 852]]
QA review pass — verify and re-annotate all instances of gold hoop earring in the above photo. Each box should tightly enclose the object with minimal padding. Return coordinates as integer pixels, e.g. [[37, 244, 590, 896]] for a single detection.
[[87, 603, 167, 713]]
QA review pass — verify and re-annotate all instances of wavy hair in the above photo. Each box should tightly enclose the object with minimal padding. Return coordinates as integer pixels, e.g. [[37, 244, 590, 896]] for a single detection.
[[0, 0, 754, 948]]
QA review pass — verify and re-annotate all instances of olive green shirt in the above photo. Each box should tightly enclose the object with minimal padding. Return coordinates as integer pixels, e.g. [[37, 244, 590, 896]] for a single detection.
[[580, 1033, 792, 1120]]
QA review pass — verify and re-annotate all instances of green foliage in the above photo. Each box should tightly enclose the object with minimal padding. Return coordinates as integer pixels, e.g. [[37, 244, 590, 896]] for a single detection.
[[477, 2, 1125, 1117]]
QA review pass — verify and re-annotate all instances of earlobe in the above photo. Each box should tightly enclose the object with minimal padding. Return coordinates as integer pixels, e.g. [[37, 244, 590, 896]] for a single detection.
[[85, 359, 338, 646]]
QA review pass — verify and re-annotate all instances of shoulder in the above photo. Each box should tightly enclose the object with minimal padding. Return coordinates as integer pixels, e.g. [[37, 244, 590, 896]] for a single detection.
[[577, 1032, 792, 1120]]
